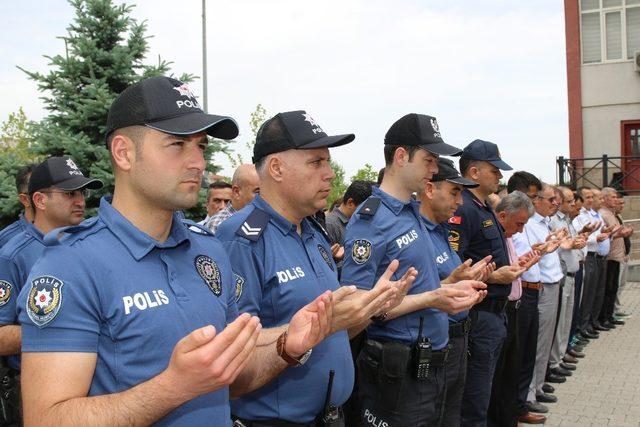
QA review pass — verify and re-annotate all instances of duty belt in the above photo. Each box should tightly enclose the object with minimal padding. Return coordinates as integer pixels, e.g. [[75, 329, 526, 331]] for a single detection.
[[365, 339, 450, 368], [566, 272, 576, 278], [521, 281, 541, 291], [233, 418, 318, 427], [473, 297, 508, 314], [448, 317, 471, 338]]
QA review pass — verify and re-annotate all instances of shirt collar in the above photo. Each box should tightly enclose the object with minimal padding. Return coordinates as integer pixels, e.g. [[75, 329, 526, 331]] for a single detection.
[[532, 212, 546, 223], [23, 219, 44, 242], [333, 207, 349, 224], [251, 195, 312, 237], [373, 186, 418, 216], [99, 197, 190, 261]]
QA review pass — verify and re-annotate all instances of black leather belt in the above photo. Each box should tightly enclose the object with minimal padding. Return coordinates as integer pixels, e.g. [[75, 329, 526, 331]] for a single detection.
[[473, 297, 508, 314], [449, 317, 471, 338], [587, 252, 605, 259], [507, 299, 522, 310], [365, 339, 450, 368], [566, 272, 576, 278]]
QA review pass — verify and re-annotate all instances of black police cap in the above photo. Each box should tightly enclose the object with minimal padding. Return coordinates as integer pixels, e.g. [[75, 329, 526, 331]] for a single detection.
[[252, 110, 354, 163], [431, 158, 478, 188], [384, 113, 462, 156], [28, 156, 103, 193]]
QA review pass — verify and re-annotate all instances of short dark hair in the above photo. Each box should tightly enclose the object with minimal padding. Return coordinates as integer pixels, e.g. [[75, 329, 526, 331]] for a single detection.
[[377, 167, 385, 185], [575, 194, 583, 203], [383, 145, 420, 166], [343, 180, 374, 206], [459, 157, 481, 177], [577, 186, 591, 198], [209, 180, 232, 190], [507, 171, 542, 193], [16, 164, 37, 194]]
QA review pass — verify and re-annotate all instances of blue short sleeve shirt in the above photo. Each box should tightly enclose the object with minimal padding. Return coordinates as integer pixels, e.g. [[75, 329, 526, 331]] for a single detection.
[[0, 215, 29, 249], [421, 216, 468, 323], [216, 196, 354, 424], [340, 187, 449, 349], [16, 198, 238, 426], [0, 221, 46, 369]]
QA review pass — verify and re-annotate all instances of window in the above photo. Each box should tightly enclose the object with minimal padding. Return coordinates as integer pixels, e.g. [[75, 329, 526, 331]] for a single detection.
[[580, 0, 640, 63]]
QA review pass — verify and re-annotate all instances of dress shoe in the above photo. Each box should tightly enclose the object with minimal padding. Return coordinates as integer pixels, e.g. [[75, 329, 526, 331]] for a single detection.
[[550, 366, 572, 376], [585, 329, 600, 338], [542, 383, 555, 394], [592, 323, 610, 332], [536, 392, 558, 403], [545, 372, 566, 383], [572, 343, 586, 351], [610, 318, 625, 325], [559, 362, 576, 371], [563, 354, 579, 364], [568, 348, 585, 358], [602, 320, 616, 329], [518, 412, 547, 424], [615, 311, 630, 317], [527, 401, 549, 413]]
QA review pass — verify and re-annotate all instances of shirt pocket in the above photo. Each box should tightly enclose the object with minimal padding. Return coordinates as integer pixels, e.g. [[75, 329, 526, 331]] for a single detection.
[[481, 226, 503, 253]]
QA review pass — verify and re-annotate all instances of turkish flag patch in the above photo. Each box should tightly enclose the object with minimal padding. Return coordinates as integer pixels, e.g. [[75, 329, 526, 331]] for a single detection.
[[448, 216, 462, 224]]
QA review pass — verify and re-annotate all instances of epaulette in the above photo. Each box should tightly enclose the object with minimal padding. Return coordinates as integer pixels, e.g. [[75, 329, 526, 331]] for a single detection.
[[358, 197, 381, 220], [307, 215, 330, 243], [236, 208, 270, 242], [182, 219, 215, 237], [43, 216, 100, 246]]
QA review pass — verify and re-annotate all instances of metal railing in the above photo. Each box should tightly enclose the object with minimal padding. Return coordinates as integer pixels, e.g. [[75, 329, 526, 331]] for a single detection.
[[556, 155, 640, 193]]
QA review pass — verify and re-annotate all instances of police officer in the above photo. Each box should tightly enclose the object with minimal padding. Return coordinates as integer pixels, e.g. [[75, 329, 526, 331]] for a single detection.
[[0, 155, 103, 370], [417, 157, 493, 426], [0, 164, 36, 248], [16, 77, 334, 426], [216, 110, 416, 426], [448, 139, 525, 426], [341, 114, 487, 426]]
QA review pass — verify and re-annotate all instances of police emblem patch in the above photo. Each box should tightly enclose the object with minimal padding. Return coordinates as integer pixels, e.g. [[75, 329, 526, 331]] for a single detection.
[[233, 273, 244, 302], [195, 255, 222, 296], [0, 280, 12, 307], [317, 244, 335, 271], [27, 276, 63, 327], [352, 239, 372, 264]]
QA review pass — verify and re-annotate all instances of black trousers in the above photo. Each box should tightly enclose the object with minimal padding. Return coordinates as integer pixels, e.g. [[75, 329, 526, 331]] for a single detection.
[[516, 288, 539, 415], [590, 257, 608, 326], [488, 301, 521, 427], [579, 255, 603, 332], [568, 264, 583, 344], [442, 325, 468, 427], [599, 260, 621, 323]]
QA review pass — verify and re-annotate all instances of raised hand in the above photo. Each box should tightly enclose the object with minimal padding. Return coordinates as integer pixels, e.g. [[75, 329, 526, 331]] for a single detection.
[[164, 313, 262, 401], [432, 281, 487, 314], [331, 243, 344, 261], [490, 264, 526, 284], [443, 256, 493, 283], [285, 291, 333, 357]]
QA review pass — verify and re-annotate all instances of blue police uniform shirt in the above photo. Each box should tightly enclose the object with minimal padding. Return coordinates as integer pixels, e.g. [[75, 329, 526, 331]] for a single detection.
[[421, 216, 468, 323], [216, 195, 354, 424], [340, 187, 448, 349], [448, 188, 510, 299], [0, 214, 29, 249], [16, 198, 238, 426], [0, 220, 46, 370]]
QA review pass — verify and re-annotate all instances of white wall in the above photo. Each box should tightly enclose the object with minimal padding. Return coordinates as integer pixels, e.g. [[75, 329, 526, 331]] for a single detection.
[[581, 61, 640, 158]]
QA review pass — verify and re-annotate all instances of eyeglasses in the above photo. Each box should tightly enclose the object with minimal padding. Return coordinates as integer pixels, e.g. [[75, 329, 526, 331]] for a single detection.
[[40, 189, 91, 199]]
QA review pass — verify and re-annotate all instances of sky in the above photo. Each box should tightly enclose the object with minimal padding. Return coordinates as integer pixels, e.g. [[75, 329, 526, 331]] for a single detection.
[[0, 0, 569, 183]]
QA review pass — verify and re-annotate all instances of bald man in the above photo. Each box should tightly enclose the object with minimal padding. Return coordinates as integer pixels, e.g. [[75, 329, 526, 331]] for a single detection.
[[207, 164, 260, 234]]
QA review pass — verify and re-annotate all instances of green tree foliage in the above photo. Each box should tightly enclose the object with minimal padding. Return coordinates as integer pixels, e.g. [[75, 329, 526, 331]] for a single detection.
[[16, 0, 225, 220], [327, 159, 347, 209], [350, 163, 378, 183], [0, 109, 39, 227], [226, 103, 268, 168]]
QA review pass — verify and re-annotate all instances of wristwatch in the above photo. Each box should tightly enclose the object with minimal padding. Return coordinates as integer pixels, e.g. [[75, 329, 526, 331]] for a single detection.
[[276, 331, 312, 366]]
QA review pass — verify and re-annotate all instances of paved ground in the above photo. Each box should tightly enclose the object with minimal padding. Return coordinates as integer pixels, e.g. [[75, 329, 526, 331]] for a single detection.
[[545, 282, 640, 426]]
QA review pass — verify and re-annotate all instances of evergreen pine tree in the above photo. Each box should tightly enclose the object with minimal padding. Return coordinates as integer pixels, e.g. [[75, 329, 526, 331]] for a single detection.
[[19, 0, 226, 218]]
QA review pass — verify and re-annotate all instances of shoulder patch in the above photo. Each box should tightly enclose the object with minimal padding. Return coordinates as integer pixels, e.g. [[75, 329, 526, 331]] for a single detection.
[[449, 216, 462, 225], [27, 275, 63, 327], [182, 219, 215, 236], [236, 208, 270, 242], [352, 239, 372, 264], [358, 198, 381, 220], [195, 255, 222, 296], [317, 244, 335, 271], [0, 280, 12, 307], [233, 273, 245, 302]]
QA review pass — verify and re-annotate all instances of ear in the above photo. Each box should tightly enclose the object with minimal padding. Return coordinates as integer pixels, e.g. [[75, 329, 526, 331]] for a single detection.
[[424, 182, 436, 199], [268, 155, 284, 182], [31, 192, 47, 211], [394, 147, 408, 167], [232, 184, 241, 197], [110, 133, 136, 172], [18, 193, 31, 209], [468, 164, 481, 181], [497, 210, 507, 222]]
